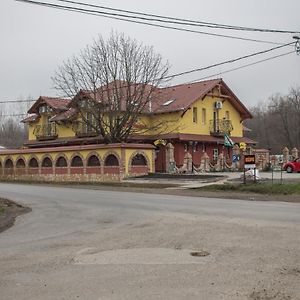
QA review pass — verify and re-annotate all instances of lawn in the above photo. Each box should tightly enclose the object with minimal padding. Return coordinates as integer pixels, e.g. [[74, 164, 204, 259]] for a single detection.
[[193, 182, 300, 195]]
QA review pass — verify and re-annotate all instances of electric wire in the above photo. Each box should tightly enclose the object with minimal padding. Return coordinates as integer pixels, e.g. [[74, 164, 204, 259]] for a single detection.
[[163, 41, 294, 79], [187, 50, 295, 83], [0, 48, 295, 114], [15, 0, 290, 45], [20, 0, 300, 34]]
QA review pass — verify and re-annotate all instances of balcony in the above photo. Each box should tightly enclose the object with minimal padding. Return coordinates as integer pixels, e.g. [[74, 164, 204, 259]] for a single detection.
[[209, 119, 233, 137], [33, 123, 58, 141], [73, 121, 98, 138]]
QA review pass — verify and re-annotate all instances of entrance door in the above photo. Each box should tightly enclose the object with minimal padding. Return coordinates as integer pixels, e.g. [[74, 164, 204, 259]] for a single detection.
[[155, 145, 166, 173]]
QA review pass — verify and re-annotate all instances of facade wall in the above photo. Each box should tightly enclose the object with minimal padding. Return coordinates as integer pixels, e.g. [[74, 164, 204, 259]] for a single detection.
[[0, 144, 154, 182]]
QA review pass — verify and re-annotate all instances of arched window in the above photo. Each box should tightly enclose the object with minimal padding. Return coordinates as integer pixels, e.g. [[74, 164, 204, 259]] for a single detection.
[[87, 155, 100, 166], [29, 157, 39, 168], [104, 154, 119, 166], [16, 158, 25, 168], [42, 157, 52, 168], [56, 156, 68, 167], [131, 154, 147, 166], [5, 159, 13, 169], [71, 156, 83, 167]]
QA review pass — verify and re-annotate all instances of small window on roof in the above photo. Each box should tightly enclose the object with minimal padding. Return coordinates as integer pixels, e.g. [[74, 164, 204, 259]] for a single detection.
[[162, 99, 175, 106]]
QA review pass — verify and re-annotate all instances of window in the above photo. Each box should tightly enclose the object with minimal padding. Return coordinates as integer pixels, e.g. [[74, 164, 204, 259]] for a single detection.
[[225, 111, 230, 120], [202, 108, 206, 125], [132, 154, 147, 166], [71, 156, 83, 167], [104, 154, 119, 166], [42, 157, 52, 168], [29, 157, 38, 168], [87, 155, 101, 166], [56, 157, 67, 167], [5, 159, 13, 169], [192, 107, 198, 123], [162, 99, 175, 106], [16, 159, 25, 168]]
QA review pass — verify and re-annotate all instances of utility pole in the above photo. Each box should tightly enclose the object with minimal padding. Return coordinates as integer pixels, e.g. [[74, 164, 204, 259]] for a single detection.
[[293, 35, 300, 55]]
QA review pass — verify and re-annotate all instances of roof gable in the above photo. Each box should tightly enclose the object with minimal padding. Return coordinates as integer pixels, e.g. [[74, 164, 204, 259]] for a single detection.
[[28, 96, 71, 114], [151, 79, 252, 120]]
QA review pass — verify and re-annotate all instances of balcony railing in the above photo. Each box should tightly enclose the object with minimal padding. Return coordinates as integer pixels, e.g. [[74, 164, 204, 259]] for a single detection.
[[209, 119, 233, 136], [33, 123, 58, 140], [72, 121, 98, 137]]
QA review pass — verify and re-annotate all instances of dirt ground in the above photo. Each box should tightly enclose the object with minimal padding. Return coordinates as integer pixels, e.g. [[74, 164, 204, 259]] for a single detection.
[[0, 198, 31, 233]]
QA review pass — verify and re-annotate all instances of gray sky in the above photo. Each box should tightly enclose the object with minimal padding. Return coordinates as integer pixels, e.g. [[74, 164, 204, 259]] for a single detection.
[[0, 0, 299, 113]]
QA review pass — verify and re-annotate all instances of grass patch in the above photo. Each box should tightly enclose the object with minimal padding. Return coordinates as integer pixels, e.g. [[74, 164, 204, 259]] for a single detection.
[[0, 179, 178, 189], [193, 182, 300, 195]]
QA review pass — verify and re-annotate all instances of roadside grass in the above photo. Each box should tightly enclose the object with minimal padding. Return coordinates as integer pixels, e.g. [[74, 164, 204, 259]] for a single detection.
[[0, 179, 178, 189], [192, 182, 300, 195]]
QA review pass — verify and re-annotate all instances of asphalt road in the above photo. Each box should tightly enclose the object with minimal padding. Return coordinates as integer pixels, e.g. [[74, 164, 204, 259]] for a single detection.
[[0, 183, 300, 300]]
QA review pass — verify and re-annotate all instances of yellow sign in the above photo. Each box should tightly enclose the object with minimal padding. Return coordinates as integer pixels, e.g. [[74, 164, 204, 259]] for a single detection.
[[239, 142, 246, 150], [154, 139, 167, 146]]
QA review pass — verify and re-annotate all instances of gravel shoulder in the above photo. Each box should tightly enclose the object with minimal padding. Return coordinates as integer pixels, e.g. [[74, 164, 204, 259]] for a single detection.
[[0, 198, 31, 233]]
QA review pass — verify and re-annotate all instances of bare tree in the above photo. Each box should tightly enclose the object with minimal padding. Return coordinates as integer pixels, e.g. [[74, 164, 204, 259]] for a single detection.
[[0, 98, 30, 148], [52, 32, 171, 143], [245, 86, 300, 153]]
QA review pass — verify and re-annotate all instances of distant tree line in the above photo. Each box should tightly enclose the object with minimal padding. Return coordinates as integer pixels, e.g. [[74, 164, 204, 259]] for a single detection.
[[0, 103, 28, 149], [244, 87, 300, 154]]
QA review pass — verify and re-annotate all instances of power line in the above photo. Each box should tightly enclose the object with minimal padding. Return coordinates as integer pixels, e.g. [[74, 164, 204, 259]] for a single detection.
[[1, 113, 28, 117], [0, 37, 295, 107], [27, 0, 300, 35], [163, 41, 294, 79], [0, 47, 295, 108], [16, 0, 289, 45], [0, 99, 36, 104], [187, 51, 295, 83]]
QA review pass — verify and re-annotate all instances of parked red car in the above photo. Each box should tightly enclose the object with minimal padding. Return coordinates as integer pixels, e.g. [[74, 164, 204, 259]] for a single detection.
[[283, 158, 300, 173]]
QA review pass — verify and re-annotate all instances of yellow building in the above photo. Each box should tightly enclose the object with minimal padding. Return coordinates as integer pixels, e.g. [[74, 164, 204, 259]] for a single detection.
[[0, 78, 255, 178]]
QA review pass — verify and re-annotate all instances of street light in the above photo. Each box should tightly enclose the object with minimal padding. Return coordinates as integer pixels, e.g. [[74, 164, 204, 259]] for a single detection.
[[293, 35, 300, 55]]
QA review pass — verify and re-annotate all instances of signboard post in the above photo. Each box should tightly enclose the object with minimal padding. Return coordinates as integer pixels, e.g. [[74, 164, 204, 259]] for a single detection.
[[244, 155, 256, 184]]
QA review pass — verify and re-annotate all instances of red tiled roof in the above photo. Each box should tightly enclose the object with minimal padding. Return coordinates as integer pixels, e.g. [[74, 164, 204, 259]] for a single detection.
[[131, 133, 257, 144], [151, 79, 220, 113], [50, 108, 77, 122], [70, 79, 252, 120], [20, 114, 40, 123], [231, 136, 257, 144], [28, 96, 71, 114]]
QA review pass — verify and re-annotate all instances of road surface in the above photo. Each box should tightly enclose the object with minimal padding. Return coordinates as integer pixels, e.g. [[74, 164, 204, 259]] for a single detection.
[[0, 183, 299, 300]]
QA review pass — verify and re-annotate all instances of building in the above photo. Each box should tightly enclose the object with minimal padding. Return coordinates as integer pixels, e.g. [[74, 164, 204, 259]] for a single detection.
[[0, 78, 255, 180]]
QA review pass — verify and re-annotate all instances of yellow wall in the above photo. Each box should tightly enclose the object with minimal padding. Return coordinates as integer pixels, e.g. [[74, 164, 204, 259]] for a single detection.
[[0, 147, 154, 175], [27, 91, 244, 141], [139, 92, 243, 137]]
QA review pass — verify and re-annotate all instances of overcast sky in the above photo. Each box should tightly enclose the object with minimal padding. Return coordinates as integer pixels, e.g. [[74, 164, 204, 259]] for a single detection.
[[0, 0, 299, 114]]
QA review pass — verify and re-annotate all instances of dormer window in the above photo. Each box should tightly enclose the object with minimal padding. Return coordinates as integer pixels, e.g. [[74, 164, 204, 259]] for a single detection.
[[38, 106, 52, 114], [78, 99, 94, 109]]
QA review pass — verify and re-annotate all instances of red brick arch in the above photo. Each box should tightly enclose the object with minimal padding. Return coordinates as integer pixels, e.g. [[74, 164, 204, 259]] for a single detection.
[[28, 155, 40, 175], [3, 157, 14, 176], [86, 152, 102, 174], [103, 151, 120, 174], [70, 152, 85, 175], [54, 153, 69, 175], [15, 156, 26, 176], [128, 151, 150, 175], [40, 154, 54, 175]]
